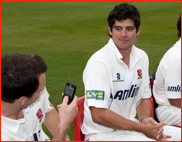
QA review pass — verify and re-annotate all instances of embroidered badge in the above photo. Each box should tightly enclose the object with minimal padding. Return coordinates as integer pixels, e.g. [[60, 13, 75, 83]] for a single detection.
[[36, 109, 43, 123], [137, 69, 142, 79]]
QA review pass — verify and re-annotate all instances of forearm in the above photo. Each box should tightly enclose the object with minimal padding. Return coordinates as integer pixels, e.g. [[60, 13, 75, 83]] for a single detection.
[[65, 134, 71, 141], [136, 98, 152, 121], [43, 103, 59, 136], [44, 103, 71, 141], [168, 99, 181, 108], [51, 124, 70, 141], [90, 107, 146, 133], [90, 106, 167, 140]]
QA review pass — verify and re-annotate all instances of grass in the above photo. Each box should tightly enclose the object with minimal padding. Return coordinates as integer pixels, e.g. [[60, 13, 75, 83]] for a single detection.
[[1, 1, 181, 141]]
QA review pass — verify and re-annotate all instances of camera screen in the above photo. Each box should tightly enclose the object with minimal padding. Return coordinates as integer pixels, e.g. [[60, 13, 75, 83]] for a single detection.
[[65, 85, 74, 96]]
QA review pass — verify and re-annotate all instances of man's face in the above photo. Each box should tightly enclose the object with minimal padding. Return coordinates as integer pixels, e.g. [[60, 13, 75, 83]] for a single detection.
[[109, 19, 140, 52], [24, 73, 46, 108]]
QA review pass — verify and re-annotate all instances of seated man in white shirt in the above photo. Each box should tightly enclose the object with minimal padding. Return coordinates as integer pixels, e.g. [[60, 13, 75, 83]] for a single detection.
[[153, 14, 181, 127], [81, 3, 181, 141], [1, 53, 78, 141]]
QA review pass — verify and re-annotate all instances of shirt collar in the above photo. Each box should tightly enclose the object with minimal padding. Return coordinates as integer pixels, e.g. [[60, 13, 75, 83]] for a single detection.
[[176, 38, 181, 47], [1, 115, 25, 133]]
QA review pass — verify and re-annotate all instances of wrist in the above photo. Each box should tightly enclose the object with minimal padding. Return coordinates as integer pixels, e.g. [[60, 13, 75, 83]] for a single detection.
[[52, 125, 69, 141], [140, 116, 148, 123]]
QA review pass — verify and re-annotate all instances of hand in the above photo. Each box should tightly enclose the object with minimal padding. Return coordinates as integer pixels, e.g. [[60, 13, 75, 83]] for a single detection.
[[142, 121, 168, 140], [158, 133, 171, 141], [141, 117, 157, 125], [141, 117, 171, 140], [57, 95, 78, 129]]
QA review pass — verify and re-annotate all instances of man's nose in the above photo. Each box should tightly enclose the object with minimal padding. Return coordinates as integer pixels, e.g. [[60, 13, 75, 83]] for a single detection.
[[121, 29, 127, 37]]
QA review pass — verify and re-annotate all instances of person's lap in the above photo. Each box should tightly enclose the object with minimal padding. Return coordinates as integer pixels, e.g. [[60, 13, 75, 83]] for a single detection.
[[85, 130, 155, 141], [85, 126, 181, 141], [156, 105, 181, 127]]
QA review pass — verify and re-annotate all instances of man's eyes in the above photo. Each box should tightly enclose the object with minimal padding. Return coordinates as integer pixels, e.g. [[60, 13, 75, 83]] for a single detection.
[[127, 27, 134, 31], [115, 27, 134, 31], [116, 27, 121, 31]]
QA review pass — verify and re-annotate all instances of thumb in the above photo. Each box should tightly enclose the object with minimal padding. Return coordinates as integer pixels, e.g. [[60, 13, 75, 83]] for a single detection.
[[157, 122, 167, 127], [63, 96, 69, 105], [151, 119, 158, 125]]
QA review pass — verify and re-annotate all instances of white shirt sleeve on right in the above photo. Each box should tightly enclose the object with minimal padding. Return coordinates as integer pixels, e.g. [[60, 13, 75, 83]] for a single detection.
[[163, 59, 181, 99]]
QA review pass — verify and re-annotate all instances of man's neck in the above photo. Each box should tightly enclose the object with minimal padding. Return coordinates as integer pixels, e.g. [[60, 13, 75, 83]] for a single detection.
[[119, 49, 132, 67], [1, 100, 24, 120]]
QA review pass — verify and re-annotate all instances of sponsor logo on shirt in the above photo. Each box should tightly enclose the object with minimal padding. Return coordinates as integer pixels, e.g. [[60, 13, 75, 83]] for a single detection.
[[113, 73, 124, 82], [86, 90, 104, 100], [167, 85, 181, 92], [113, 84, 140, 100], [137, 69, 142, 79], [36, 109, 43, 123]]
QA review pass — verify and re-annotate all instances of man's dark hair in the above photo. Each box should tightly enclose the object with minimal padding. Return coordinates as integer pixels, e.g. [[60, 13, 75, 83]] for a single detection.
[[1, 53, 47, 103], [107, 3, 140, 37], [177, 14, 181, 37]]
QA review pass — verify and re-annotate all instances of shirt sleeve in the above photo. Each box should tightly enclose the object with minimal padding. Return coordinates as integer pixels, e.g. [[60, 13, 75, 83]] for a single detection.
[[142, 53, 151, 99], [163, 59, 181, 99], [42, 87, 54, 113], [83, 61, 111, 108]]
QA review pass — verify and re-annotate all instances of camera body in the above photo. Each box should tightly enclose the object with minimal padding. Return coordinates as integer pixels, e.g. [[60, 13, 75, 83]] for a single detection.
[[62, 82, 76, 104]]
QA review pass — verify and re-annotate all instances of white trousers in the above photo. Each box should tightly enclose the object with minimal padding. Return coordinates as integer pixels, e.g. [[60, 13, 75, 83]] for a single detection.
[[156, 105, 181, 127], [84, 126, 181, 141]]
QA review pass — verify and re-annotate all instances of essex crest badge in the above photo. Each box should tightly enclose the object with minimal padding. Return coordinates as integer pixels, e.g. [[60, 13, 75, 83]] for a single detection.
[[137, 69, 142, 79]]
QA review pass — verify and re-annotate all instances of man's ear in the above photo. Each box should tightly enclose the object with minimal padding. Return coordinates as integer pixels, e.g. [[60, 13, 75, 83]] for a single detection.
[[136, 26, 141, 36], [18, 96, 26, 106], [108, 26, 113, 36]]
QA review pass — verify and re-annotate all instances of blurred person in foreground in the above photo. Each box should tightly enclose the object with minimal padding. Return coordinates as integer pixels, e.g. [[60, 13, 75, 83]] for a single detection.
[[1, 53, 78, 141]]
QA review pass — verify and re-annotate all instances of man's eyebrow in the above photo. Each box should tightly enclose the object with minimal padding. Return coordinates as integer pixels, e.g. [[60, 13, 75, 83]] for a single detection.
[[126, 26, 135, 28], [113, 26, 122, 28], [113, 26, 135, 28]]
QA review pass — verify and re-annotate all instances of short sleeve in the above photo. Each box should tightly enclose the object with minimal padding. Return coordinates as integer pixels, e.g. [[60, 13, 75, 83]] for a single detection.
[[83, 61, 111, 108], [141, 54, 151, 99], [42, 87, 54, 113], [163, 59, 181, 99]]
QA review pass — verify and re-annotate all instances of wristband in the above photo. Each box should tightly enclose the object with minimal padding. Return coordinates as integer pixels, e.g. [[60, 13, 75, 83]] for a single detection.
[[140, 116, 148, 123]]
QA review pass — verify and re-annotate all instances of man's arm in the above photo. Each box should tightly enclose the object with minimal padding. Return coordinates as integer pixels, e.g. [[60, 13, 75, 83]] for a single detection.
[[44, 103, 71, 140], [44, 96, 78, 141], [43, 103, 60, 136], [136, 98, 171, 140], [168, 99, 181, 108], [136, 98, 152, 122], [90, 106, 166, 140], [52, 96, 78, 141]]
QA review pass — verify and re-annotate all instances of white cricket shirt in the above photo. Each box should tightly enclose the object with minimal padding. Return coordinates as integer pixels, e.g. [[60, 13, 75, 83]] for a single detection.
[[81, 38, 151, 135], [1, 87, 53, 141], [153, 38, 181, 106]]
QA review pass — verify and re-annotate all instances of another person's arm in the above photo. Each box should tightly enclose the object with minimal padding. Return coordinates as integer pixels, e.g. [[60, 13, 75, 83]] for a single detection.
[[168, 99, 181, 108], [164, 60, 181, 108], [44, 96, 78, 141], [52, 96, 78, 141], [43, 103, 60, 137], [43, 103, 71, 141]]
